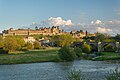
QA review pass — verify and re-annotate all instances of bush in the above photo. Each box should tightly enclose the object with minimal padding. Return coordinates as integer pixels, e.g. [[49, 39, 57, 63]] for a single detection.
[[94, 52, 102, 56], [26, 42, 33, 50], [0, 49, 8, 54], [81, 43, 91, 54], [34, 41, 41, 49], [67, 69, 86, 80], [58, 45, 76, 61], [74, 47, 82, 57]]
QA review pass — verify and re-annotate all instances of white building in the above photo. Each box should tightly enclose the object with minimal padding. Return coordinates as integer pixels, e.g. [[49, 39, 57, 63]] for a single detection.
[[24, 36, 36, 44]]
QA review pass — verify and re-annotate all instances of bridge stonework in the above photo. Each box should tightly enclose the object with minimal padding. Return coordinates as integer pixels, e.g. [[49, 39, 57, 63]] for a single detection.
[[72, 42, 120, 52], [87, 42, 120, 52]]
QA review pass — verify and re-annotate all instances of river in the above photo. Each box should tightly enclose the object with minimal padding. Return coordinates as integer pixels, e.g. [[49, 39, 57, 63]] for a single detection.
[[0, 60, 120, 80]]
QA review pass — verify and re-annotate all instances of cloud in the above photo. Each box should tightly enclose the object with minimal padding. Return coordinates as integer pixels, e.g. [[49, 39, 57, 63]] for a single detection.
[[95, 20, 102, 24], [30, 17, 73, 30], [48, 17, 73, 26], [29, 17, 120, 36], [97, 27, 112, 33]]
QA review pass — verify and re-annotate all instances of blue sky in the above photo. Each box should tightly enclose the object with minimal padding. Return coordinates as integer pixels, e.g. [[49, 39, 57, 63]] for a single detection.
[[0, 0, 120, 35]]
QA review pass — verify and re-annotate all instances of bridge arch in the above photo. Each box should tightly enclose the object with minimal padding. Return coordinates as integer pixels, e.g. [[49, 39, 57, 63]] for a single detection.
[[100, 42, 116, 52]]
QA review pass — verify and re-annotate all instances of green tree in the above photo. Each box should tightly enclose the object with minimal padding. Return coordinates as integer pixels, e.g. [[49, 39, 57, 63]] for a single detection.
[[3, 36, 19, 52], [34, 41, 40, 49], [53, 34, 74, 47], [95, 33, 106, 42], [58, 45, 76, 61], [74, 47, 82, 57], [114, 34, 120, 42], [26, 42, 33, 50], [0, 36, 4, 48], [15, 36, 25, 49], [81, 43, 91, 54], [33, 34, 43, 40]]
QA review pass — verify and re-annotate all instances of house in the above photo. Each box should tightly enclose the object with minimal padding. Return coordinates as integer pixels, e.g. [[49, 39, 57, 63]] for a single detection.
[[24, 36, 36, 44]]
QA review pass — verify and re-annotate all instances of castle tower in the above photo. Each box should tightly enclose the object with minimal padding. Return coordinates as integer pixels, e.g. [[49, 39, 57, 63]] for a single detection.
[[86, 30, 88, 37]]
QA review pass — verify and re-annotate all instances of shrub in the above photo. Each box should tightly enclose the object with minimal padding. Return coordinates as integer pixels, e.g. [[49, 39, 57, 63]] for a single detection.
[[105, 68, 120, 80], [26, 42, 33, 50], [94, 52, 102, 56], [58, 45, 76, 61], [74, 47, 82, 57], [67, 69, 86, 80], [34, 41, 41, 49], [0, 49, 8, 54], [81, 43, 91, 54]]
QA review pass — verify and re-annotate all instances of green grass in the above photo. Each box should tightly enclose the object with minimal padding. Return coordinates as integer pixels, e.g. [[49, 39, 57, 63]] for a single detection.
[[93, 52, 120, 61], [0, 48, 60, 65]]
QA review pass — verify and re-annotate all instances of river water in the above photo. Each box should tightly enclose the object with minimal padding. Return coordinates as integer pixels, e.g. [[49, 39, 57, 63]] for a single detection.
[[0, 60, 120, 80]]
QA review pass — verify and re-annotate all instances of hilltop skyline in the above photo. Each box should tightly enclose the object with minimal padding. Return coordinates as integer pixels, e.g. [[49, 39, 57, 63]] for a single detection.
[[0, 0, 120, 35]]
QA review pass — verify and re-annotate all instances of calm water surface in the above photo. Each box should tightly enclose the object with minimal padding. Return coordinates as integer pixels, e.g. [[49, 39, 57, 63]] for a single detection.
[[0, 60, 120, 80]]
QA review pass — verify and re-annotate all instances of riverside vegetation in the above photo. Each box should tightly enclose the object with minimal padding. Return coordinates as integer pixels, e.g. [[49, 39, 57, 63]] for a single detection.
[[0, 33, 120, 64], [67, 68, 120, 80]]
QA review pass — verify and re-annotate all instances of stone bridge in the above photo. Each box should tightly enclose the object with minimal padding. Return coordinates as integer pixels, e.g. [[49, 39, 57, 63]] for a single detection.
[[72, 42, 120, 52]]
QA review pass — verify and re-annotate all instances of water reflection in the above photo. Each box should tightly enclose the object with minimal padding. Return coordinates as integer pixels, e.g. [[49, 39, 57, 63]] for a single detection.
[[0, 60, 120, 80]]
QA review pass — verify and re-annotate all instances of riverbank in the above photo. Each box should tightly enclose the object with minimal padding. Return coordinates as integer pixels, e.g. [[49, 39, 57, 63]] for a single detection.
[[93, 52, 120, 62], [0, 48, 60, 65], [0, 48, 120, 65]]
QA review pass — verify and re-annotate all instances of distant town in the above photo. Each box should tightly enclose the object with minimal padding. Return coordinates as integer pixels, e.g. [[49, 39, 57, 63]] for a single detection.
[[1, 26, 95, 37]]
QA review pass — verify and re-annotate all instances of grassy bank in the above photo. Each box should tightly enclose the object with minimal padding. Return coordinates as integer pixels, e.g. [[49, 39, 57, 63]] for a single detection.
[[0, 48, 60, 65], [93, 52, 120, 61]]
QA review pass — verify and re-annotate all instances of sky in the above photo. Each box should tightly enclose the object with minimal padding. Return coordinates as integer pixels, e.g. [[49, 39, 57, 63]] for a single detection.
[[0, 0, 120, 35]]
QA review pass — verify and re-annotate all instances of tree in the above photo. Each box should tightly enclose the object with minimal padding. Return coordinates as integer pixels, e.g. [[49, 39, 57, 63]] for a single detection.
[[0, 36, 4, 48], [95, 33, 106, 42], [81, 43, 91, 54], [34, 41, 41, 49], [3, 36, 19, 52], [58, 45, 76, 61], [26, 42, 33, 50], [53, 34, 74, 47], [15, 36, 25, 49], [74, 47, 82, 57], [114, 34, 120, 42], [33, 34, 43, 40]]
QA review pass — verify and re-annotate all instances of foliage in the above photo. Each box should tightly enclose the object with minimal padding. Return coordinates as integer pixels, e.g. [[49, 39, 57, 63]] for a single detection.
[[58, 45, 76, 61], [105, 68, 120, 80], [3, 36, 19, 52], [34, 41, 41, 49], [114, 34, 120, 42], [0, 36, 4, 48], [103, 39, 115, 42], [53, 34, 74, 47], [81, 43, 91, 54], [67, 69, 86, 80], [94, 52, 102, 56], [104, 44, 115, 52], [33, 34, 43, 40], [15, 36, 25, 47], [26, 42, 33, 50], [0, 49, 8, 54], [95, 33, 106, 42], [74, 47, 83, 57]]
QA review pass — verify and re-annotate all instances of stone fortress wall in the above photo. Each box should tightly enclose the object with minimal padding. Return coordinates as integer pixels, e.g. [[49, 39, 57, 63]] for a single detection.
[[2, 26, 64, 36]]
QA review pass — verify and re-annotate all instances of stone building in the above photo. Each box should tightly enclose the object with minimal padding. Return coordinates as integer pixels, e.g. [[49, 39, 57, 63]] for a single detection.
[[70, 30, 86, 38], [2, 26, 64, 36]]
